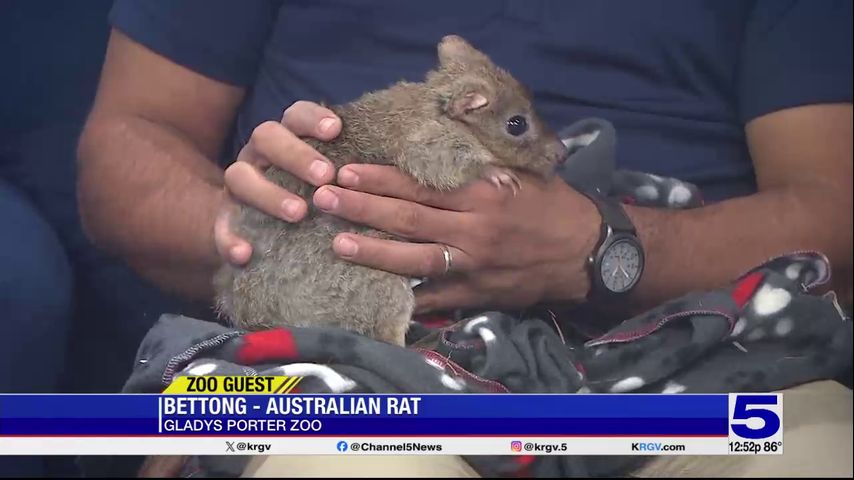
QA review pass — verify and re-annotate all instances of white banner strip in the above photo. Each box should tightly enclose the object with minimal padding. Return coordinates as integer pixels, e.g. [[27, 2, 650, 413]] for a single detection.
[[0, 437, 749, 456]]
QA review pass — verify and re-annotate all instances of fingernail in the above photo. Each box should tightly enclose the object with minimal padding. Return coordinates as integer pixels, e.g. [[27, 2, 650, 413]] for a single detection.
[[281, 199, 303, 220], [318, 117, 336, 135], [229, 245, 250, 264], [338, 168, 359, 187], [314, 188, 339, 211], [309, 160, 330, 183], [335, 236, 358, 257]]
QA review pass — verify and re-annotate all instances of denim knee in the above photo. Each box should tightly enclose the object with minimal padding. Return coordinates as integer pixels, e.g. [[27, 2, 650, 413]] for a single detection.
[[0, 179, 73, 392]]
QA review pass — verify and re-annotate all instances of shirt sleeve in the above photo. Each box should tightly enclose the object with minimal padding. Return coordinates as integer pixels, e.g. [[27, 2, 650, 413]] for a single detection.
[[109, 0, 281, 87], [738, 0, 853, 122]]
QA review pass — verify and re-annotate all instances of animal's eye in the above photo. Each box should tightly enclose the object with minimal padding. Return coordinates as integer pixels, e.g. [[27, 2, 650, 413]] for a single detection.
[[506, 115, 528, 136]]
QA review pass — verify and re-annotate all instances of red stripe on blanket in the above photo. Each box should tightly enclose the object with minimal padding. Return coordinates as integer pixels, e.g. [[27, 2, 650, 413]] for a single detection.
[[415, 348, 511, 393], [237, 329, 298, 364], [414, 314, 456, 329], [513, 455, 536, 477], [731, 271, 764, 308]]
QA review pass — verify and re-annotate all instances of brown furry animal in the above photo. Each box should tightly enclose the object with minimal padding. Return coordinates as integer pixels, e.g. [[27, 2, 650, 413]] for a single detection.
[[214, 35, 567, 345]]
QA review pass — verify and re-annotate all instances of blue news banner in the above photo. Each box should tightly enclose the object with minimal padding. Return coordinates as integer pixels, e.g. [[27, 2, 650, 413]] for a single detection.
[[0, 394, 783, 456]]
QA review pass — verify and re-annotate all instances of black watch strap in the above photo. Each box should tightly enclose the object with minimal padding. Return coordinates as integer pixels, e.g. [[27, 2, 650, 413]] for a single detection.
[[580, 189, 636, 236]]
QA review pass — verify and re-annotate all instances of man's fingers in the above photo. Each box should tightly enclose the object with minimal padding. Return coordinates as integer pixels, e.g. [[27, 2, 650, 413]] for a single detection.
[[247, 121, 336, 186], [332, 234, 471, 277], [224, 161, 309, 222], [314, 185, 463, 242], [281, 101, 342, 140], [226, 116, 336, 223], [413, 279, 484, 314], [337, 164, 504, 210], [213, 202, 253, 266], [336, 165, 456, 208]]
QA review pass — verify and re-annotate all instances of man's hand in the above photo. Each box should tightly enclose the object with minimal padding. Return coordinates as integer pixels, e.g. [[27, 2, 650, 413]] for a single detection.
[[312, 165, 601, 313], [215, 102, 341, 265]]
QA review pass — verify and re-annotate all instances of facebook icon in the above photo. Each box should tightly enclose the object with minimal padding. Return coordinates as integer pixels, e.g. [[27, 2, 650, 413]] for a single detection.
[[336, 441, 349, 452]]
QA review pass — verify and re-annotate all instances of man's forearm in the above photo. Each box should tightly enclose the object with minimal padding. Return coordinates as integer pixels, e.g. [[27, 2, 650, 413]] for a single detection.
[[77, 113, 226, 299], [627, 186, 852, 310]]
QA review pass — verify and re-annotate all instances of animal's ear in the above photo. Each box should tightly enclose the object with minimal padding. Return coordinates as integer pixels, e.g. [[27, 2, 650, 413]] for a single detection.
[[445, 82, 491, 118], [438, 35, 490, 67]]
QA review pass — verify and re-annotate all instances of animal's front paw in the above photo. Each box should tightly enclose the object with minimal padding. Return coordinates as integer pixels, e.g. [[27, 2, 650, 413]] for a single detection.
[[483, 166, 521, 196]]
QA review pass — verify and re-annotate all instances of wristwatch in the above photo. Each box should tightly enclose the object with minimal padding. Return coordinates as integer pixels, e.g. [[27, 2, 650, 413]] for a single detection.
[[581, 189, 645, 300]]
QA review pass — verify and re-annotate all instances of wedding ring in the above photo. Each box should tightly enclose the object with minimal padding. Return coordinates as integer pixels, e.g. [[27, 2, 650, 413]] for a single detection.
[[440, 244, 453, 275]]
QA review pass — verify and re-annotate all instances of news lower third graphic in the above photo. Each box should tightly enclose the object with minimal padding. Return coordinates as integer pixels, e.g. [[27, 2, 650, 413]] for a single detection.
[[0, 376, 784, 456], [163, 375, 302, 394]]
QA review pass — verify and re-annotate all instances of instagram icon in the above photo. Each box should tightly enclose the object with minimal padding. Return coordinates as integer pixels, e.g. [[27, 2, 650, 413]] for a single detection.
[[511, 441, 523, 452]]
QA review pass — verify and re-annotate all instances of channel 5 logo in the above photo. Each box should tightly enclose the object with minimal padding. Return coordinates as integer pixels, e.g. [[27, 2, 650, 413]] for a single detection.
[[728, 394, 783, 440]]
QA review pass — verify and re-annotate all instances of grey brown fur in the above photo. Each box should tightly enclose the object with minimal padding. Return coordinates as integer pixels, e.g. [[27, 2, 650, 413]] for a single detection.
[[213, 35, 567, 345]]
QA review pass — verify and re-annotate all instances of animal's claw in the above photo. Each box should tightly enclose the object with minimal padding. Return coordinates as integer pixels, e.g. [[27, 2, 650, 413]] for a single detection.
[[484, 167, 521, 196]]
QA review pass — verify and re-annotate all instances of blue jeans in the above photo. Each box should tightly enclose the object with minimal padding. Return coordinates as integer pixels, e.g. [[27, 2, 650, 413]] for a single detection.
[[0, 178, 72, 393], [0, 178, 73, 476]]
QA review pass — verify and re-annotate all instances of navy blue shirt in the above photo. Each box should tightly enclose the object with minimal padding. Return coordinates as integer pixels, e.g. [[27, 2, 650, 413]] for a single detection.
[[109, 0, 852, 202]]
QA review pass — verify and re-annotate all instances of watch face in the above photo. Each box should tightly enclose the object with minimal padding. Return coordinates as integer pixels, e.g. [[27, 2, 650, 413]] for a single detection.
[[599, 239, 643, 293]]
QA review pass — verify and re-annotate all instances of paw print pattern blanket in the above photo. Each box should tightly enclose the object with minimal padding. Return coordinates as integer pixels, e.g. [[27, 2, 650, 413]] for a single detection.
[[101, 119, 854, 478]]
